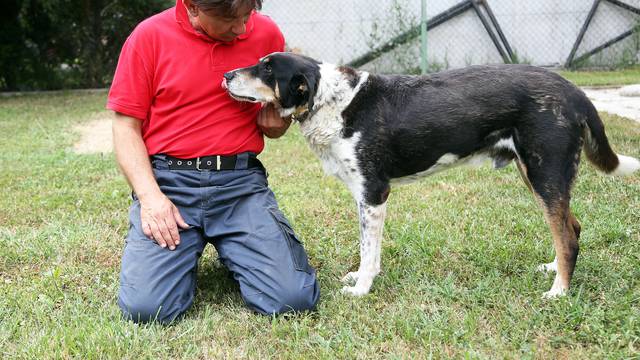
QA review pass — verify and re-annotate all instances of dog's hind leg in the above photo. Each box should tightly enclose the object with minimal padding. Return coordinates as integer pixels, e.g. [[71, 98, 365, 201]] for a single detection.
[[520, 171, 580, 298], [515, 118, 582, 298], [540, 203, 580, 298], [341, 201, 387, 296], [516, 160, 562, 274], [524, 163, 580, 297], [535, 212, 581, 275]]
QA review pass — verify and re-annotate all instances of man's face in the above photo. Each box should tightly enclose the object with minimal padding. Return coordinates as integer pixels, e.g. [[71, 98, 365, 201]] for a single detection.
[[187, 1, 253, 42]]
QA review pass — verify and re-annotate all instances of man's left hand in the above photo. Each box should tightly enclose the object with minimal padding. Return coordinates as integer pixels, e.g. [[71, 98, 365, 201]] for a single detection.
[[257, 103, 292, 138]]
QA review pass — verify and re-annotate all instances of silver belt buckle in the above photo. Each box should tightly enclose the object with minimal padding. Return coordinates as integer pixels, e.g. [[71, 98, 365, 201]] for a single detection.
[[195, 157, 202, 171], [216, 155, 221, 170]]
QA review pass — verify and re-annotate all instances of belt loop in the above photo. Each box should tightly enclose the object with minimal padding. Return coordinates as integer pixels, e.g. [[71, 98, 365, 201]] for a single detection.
[[236, 152, 249, 169], [150, 154, 169, 170]]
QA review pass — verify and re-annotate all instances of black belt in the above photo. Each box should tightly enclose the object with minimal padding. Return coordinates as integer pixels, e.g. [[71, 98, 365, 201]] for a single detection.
[[160, 154, 263, 171]]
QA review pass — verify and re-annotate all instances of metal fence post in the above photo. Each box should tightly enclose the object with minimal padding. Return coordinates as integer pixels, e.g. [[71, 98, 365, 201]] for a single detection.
[[421, 0, 428, 74]]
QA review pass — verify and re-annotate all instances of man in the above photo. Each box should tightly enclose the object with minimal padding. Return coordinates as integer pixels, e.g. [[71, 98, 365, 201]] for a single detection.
[[107, 0, 319, 323]]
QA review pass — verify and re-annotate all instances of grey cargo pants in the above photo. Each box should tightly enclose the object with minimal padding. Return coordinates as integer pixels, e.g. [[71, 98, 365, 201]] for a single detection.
[[117, 153, 320, 323]]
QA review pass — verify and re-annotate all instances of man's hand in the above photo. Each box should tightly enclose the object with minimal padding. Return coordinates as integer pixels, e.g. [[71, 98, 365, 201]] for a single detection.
[[139, 193, 190, 250], [113, 112, 190, 250], [257, 103, 292, 138]]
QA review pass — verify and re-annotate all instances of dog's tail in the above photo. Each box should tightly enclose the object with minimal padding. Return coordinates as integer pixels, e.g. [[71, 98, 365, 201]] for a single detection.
[[582, 98, 640, 176]]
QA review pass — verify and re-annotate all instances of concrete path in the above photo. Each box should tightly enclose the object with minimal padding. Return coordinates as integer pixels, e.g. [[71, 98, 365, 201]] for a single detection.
[[581, 84, 640, 123]]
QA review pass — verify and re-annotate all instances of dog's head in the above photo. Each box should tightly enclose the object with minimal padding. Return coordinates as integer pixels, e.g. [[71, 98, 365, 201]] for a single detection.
[[223, 52, 321, 117]]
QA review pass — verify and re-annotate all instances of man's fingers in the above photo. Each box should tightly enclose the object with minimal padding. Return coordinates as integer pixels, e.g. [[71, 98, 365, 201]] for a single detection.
[[164, 218, 180, 248], [173, 207, 190, 230], [157, 220, 176, 250], [149, 222, 167, 248], [142, 221, 153, 238], [139, 196, 184, 250]]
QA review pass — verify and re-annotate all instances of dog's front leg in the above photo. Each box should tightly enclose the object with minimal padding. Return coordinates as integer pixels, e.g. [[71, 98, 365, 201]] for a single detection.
[[341, 201, 387, 296]]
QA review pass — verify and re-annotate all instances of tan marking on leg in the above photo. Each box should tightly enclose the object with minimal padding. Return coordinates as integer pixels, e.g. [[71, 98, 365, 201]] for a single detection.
[[516, 160, 534, 193], [540, 201, 580, 298]]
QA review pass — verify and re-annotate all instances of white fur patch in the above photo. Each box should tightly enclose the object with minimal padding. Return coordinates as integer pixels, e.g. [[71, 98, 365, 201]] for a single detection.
[[341, 202, 387, 296], [299, 64, 369, 149], [319, 133, 366, 201], [298, 64, 370, 201], [542, 274, 567, 299], [390, 153, 461, 184], [494, 137, 517, 153], [390, 150, 497, 185], [537, 257, 558, 273]]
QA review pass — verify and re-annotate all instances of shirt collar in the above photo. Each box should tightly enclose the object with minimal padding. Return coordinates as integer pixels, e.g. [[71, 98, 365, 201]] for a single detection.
[[174, 0, 255, 44]]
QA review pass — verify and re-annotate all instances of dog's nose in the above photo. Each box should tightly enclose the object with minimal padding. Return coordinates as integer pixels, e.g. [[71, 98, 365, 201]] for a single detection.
[[223, 72, 235, 81]]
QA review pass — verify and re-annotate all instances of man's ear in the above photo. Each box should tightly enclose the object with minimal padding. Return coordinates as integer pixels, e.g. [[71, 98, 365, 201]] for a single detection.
[[183, 0, 198, 16]]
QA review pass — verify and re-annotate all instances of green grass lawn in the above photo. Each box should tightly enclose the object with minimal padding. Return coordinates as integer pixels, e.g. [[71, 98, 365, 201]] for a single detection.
[[558, 65, 640, 87], [0, 90, 639, 359]]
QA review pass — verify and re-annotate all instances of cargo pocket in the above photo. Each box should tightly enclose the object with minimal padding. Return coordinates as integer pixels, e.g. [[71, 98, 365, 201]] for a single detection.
[[267, 207, 313, 274]]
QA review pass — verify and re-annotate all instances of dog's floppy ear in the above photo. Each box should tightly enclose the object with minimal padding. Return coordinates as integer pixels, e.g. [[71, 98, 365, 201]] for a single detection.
[[300, 72, 318, 112], [278, 72, 318, 113]]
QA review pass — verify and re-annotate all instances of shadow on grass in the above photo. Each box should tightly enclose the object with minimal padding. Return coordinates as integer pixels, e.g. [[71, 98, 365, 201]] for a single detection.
[[194, 257, 243, 306]]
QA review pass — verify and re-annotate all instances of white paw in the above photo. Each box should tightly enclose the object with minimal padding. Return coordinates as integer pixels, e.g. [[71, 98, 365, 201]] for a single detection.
[[542, 287, 567, 299], [341, 271, 360, 284], [536, 263, 557, 273], [536, 258, 558, 273], [341, 285, 370, 297]]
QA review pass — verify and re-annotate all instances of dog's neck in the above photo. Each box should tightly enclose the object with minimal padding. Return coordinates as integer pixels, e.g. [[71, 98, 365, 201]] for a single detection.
[[297, 63, 369, 149], [316, 63, 366, 112], [289, 63, 368, 122]]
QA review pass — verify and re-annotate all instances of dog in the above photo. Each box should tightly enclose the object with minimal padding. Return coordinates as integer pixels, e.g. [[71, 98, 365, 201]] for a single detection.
[[223, 52, 640, 298]]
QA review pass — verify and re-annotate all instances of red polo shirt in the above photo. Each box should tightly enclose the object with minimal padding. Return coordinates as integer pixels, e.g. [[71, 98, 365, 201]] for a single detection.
[[107, 1, 284, 157]]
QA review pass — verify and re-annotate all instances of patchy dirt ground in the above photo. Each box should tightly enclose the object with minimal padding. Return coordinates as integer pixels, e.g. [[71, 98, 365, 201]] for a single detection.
[[73, 111, 113, 154], [72, 85, 640, 154]]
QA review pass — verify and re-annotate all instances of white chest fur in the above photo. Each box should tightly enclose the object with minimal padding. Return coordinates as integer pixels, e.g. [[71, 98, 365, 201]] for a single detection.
[[298, 64, 369, 201]]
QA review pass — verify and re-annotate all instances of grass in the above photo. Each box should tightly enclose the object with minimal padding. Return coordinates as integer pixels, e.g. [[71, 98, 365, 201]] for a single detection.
[[0, 89, 639, 359], [558, 65, 640, 87]]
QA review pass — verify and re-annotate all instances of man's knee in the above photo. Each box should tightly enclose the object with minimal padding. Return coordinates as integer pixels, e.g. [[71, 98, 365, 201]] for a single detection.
[[118, 288, 188, 324], [277, 281, 320, 313], [244, 275, 320, 315]]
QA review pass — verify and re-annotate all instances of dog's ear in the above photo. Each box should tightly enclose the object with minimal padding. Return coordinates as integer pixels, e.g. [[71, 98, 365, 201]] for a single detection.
[[279, 73, 318, 112], [301, 72, 318, 112], [276, 75, 298, 110]]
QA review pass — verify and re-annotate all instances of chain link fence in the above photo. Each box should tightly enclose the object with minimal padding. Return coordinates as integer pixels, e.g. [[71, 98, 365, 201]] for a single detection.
[[261, 0, 640, 73]]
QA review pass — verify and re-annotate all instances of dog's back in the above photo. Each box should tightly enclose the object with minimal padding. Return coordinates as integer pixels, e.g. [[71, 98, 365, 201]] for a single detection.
[[342, 64, 638, 180]]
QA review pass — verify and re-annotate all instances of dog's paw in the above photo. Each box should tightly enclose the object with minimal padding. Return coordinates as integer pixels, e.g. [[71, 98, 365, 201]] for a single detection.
[[341, 285, 370, 297], [341, 271, 360, 285], [536, 259, 558, 273], [541, 287, 566, 299]]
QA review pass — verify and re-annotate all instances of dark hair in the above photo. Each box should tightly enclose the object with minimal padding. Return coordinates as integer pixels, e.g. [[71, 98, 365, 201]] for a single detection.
[[192, 0, 263, 18]]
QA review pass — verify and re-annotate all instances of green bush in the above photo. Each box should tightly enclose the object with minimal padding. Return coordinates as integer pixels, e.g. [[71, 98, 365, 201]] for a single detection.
[[0, 0, 172, 91]]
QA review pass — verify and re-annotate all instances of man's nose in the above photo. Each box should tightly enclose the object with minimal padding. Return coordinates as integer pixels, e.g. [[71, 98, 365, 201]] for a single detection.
[[231, 20, 247, 36], [224, 72, 235, 81]]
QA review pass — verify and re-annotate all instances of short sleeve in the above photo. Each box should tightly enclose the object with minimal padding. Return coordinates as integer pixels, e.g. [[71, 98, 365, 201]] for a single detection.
[[106, 32, 154, 121]]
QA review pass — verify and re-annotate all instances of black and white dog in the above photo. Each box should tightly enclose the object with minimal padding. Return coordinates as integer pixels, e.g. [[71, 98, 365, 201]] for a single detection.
[[223, 52, 639, 298]]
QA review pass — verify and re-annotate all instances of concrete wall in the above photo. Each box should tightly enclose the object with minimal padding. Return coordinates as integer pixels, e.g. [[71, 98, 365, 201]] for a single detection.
[[261, 0, 640, 71]]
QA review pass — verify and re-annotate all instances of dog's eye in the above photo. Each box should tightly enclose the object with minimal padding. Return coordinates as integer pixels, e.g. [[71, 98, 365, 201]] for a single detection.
[[264, 64, 272, 74]]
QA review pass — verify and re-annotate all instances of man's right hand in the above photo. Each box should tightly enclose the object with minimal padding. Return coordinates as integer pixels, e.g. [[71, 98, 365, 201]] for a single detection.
[[139, 193, 190, 250], [113, 112, 190, 251]]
